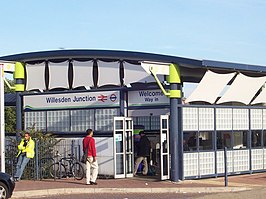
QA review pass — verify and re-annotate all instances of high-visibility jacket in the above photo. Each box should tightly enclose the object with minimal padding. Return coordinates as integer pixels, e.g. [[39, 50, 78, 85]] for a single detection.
[[16, 138, 35, 158]]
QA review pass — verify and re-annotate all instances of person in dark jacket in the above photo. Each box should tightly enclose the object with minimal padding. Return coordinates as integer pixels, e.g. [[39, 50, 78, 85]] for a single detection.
[[133, 131, 151, 176]]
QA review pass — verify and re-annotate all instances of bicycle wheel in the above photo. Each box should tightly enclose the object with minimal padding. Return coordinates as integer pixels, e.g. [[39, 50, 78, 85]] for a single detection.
[[72, 162, 84, 180], [49, 162, 66, 179]]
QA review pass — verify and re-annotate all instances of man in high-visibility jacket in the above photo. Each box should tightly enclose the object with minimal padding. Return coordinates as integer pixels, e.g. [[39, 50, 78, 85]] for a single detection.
[[14, 132, 35, 181]]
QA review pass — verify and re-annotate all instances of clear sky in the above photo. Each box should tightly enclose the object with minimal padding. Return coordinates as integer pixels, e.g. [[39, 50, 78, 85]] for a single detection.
[[1, 0, 266, 66]]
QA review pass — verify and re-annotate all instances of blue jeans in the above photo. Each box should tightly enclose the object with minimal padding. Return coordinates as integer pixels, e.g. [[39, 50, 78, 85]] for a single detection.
[[14, 154, 30, 180]]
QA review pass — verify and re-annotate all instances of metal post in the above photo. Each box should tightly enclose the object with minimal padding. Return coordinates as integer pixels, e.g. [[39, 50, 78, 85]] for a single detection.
[[16, 92, 22, 142], [0, 63, 5, 172], [120, 89, 125, 116], [170, 85, 179, 181], [224, 147, 228, 187], [168, 64, 182, 182], [35, 141, 39, 180], [14, 62, 25, 142]]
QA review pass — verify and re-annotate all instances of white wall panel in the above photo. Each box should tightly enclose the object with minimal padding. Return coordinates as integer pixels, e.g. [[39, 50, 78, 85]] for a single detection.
[[199, 152, 215, 175], [217, 151, 233, 174], [233, 109, 249, 130], [251, 149, 263, 170], [233, 150, 249, 172], [26, 62, 46, 91], [98, 61, 120, 86], [263, 110, 266, 129], [216, 108, 232, 130], [49, 61, 69, 89], [251, 109, 263, 130], [72, 61, 93, 89], [184, 153, 199, 177], [199, 108, 214, 131], [182, 107, 198, 131], [123, 62, 163, 85]]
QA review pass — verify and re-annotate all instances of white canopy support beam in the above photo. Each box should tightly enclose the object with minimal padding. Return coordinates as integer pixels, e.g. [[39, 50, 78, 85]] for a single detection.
[[0, 61, 15, 172]]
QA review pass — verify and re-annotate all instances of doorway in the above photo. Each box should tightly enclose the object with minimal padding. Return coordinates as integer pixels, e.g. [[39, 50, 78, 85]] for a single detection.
[[114, 115, 170, 180]]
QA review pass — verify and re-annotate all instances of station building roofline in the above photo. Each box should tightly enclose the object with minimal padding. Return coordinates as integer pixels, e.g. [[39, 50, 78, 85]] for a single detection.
[[1, 49, 266, 82]]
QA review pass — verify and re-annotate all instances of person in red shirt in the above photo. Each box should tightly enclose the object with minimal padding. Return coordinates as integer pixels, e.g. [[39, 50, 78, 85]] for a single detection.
[[83, 128, 98, 185]]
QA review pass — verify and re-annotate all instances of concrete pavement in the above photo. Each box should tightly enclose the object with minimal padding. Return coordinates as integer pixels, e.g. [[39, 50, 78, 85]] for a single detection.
[[11, 173, 266, 198]]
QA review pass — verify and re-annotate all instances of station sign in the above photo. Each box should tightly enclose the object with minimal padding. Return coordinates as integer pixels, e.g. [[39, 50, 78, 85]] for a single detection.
[[128, 89, 170, 107], [24, 91, 120, 111]]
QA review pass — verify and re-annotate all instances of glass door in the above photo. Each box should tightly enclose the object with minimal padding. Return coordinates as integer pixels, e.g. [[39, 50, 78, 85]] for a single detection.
[[125, 118, 134, 177], [113, 117, 134, 178], [160, 115, 170, 180], [114, 117, 125, 178]]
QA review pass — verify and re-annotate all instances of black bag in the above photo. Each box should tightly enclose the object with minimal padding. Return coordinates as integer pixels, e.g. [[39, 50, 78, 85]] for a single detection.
[[80, 152, 87, 164], [81, 140, 89, 163]]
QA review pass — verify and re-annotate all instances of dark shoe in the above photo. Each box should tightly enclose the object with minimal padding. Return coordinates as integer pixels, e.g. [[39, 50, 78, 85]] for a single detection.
[[90, 181, 97, 185], [14, 177, 20, 182]]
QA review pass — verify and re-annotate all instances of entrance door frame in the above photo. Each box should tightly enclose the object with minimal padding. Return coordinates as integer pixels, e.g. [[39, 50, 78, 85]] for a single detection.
[[113, 116, 134, 178], [160, 115, 170, 180]]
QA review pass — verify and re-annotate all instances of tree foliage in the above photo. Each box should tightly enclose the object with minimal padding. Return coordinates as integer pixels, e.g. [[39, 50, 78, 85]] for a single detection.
[[4, 79, 15, 93], [5, 127, 62, 179]]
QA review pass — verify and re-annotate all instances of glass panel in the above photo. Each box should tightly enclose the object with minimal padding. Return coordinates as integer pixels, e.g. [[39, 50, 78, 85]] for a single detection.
[[116, 154, 124, 174], [126, 154, 133, 174], [150, 116, 160, 130], [24, 111, 47, 131], [115, 120, 124, 130], [70, 109, 94, 132], [199, 131, 213, 150], [263, 131, 266, 147], [126, 131, 132, 152], [115, 131, 123, 153], [126, 120, 133, 130], [183, 132, 197, 151], [162, 155, 168, 176], [95, 109, 119, 131], [233, 131, 248, 149], [252, 130, 262, 148], [132, 116, 160, 130], [217, 131, 232, 149], [162, 130, 168, 153], [47, 110, 70, 131], [162, 119, 168, 129]]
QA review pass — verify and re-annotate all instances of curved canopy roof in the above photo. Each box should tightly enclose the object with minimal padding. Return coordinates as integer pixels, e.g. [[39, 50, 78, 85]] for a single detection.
[[1, 49, 266, 83]]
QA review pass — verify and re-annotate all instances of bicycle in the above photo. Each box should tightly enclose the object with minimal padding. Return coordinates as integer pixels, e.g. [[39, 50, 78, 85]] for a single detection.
[[49, 152, 85, 180]]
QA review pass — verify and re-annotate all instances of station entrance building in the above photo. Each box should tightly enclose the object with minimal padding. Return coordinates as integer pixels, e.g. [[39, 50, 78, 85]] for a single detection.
[[2, 50, 266, 181]]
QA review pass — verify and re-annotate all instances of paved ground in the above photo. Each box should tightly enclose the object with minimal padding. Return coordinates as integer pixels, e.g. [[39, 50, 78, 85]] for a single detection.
[[11, 173, 266, 198]]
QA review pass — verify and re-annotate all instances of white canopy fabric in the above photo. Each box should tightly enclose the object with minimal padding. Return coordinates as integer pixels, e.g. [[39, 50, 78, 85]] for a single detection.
[[98, 61, 120, 86], [185, 70, 236, 104], [123, 62, 163, 85], [49, 61, 69, 89], [25, 62, 46, 91], [251, 84, 266, 105], [217, 74, 266, 105], [72, 60, 93, 89]]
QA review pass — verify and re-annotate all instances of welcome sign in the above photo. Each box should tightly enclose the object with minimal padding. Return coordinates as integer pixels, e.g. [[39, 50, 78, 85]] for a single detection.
[[24, 91, 120, 111], [128, 89, 169, 106]]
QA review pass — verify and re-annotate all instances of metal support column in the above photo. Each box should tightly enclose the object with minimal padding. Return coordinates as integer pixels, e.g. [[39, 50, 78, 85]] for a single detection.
[[15, 62, 25, 142], [168, 64, 182, 182]]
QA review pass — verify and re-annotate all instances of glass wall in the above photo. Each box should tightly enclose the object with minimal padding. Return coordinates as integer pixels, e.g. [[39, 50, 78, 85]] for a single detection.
[[183, 107, 266, 152], [183, 131, 213, 151], [251, 130, 262, 147], [71, 109, 94, 132], [95, 109, 119, 131], [132, 116, 160, 130], [24, 108, 119, 132], [24, 111, 47, 131]]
